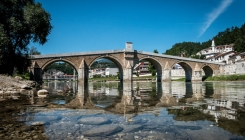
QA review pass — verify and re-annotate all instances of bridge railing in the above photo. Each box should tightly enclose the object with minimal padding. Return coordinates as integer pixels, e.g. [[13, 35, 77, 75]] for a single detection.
[[29, 49, 225, 65], [29, 49, 128, 59], [136, 50, 225, 65]]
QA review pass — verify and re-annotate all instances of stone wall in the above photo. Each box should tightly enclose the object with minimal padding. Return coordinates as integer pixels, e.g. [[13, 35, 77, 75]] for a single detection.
[[220, 60, 245, 75], [171, 69, 185, 79]]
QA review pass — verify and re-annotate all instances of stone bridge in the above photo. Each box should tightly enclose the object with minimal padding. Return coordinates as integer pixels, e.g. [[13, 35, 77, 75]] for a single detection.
[[29, 42, 224, 82]]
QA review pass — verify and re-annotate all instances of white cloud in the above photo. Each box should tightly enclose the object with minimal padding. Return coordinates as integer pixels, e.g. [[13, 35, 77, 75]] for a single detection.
[[198, 0, 233, 38]]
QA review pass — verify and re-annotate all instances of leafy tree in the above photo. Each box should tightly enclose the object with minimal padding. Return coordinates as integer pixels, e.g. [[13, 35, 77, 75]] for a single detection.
[[153, 49, 159, 54], [29, 46, 41, 55], [148, 63, 156, 76], [0, 0, 52, 75]]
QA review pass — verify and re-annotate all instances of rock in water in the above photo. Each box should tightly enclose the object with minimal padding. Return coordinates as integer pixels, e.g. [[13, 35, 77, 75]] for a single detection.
[[37, 89, 49, 97], [78, 117, 110, 125], [83, 125, 123, 137]]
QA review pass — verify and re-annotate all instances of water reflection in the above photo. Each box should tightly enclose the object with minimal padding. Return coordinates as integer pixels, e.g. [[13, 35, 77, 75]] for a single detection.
[[26, 80, 245, 139]]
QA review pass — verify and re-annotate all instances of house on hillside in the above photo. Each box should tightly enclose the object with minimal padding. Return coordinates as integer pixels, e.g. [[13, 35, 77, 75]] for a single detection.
[[205, 51, 235, 63], [196, 39, 234, 60], [228, 52, 245, 64]]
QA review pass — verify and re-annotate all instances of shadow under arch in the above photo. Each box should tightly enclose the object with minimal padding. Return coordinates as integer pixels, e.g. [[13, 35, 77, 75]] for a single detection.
[[89, 55, 124, 81], [172, 61, 192, 82], [41, 59, 78, 81], [139, 57, 162, 82], [202, 65, 213, 81], [41, 58, 78, 72]]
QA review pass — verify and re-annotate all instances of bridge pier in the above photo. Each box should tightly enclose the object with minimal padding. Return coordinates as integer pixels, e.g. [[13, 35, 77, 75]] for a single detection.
[[191, 70, 202, 81], [78, 59, 89, 82], [162, 70, 171, 81], [29, 61, 42, 82], [123, 68, 133, 81]]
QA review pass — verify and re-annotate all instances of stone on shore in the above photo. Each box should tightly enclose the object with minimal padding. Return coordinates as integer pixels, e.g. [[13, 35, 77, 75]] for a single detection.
[[82, 125, 123, 137], [37, 89, 49, 97]]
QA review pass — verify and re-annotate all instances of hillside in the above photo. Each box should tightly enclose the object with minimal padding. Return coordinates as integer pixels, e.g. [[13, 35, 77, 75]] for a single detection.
[[165, 23, 245, 58]]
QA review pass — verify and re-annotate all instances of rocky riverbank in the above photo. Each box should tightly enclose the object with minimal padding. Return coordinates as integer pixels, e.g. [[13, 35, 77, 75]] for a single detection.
[[0, 75, 38, 100], [0, 75, 48, 139]]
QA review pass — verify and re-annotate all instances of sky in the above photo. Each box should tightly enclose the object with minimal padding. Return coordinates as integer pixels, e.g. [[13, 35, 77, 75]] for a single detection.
[[30, 0, 245, 55]]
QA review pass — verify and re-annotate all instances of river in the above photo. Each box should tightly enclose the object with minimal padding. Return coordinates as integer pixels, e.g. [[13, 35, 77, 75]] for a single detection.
[[25, 81, 245, 139]]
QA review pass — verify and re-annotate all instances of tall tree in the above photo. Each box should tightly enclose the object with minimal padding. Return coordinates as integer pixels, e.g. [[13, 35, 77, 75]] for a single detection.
[[0, 0, 52, 75], [29, 46, 41, 55]]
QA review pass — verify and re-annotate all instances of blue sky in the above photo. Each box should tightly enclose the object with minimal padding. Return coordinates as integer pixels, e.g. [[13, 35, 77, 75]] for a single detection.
[[31, 0, 245, 54]]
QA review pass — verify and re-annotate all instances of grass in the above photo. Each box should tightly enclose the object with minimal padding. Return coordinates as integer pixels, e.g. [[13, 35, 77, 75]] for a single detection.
[[204, 74, 245, 81]]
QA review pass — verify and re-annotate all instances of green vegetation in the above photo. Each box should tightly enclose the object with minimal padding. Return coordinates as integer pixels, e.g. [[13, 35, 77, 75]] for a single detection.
[[172, 78, 186, 81], [13, 72, 30, 80], [165, 23, 245, 57], [90, 59, 117, 69], [0, 0, 52, 75], [44, 62, 75, 75], [204, 74, 245, 81], [89, 76, 119, 82]]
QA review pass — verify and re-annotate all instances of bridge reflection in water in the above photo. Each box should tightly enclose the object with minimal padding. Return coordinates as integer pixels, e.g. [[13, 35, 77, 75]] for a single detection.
[[42, 80, 245, 136], [44, 81, 245, 114]]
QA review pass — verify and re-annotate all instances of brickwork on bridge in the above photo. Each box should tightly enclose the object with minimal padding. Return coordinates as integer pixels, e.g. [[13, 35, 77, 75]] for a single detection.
[[29, 43, 224, 82]]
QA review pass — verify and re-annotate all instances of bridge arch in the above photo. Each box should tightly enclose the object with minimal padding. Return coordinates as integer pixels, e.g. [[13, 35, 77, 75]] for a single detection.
[[89, 55, 124, 80], [139, 57, 163, 82], [201, 65, 214, 80], [41, 58, 78, 72], [172, 61, 193, 82]]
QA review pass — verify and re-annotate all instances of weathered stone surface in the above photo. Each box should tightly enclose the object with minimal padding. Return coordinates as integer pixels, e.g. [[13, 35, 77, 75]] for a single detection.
[[82, 125, 123, 137], [78, 117, 110, 125]]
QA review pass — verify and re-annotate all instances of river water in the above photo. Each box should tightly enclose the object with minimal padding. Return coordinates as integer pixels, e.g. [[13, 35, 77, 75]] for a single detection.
[[25, 81, 245, 139]]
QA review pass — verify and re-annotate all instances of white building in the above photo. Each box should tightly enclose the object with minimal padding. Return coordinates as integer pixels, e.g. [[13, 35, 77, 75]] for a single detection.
[[228, 52, 245, 64], [105, 68, 118, 76], [206, 51, 235, 64], [196, 39, 234, 64]]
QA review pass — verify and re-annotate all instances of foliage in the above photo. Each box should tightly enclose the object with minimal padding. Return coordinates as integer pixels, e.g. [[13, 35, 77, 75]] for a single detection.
[[190, 54, 206, 59], [29, 46, 41, 55], [153, 49, 159, 54], [13, 71, 30, 80], [165, 23, 245, 57], [90, 59, 117, 69], [165, 42, 203, 57], [205, 74, 245, 81], [44, 62, 75, 75], [148, 63, 156, 76], [0, 0, 52, 75]]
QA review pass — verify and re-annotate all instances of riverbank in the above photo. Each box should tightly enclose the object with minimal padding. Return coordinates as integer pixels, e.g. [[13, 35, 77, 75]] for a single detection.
[[0, 75, 48, 139]]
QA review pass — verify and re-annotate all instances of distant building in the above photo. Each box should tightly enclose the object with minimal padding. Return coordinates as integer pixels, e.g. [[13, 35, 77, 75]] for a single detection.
[[205, 51, 235, 63], [133, 61, 150, 75], [228, 52, 245, 64], [105, 68, 118, 76], [196, 39, 234, 64]]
